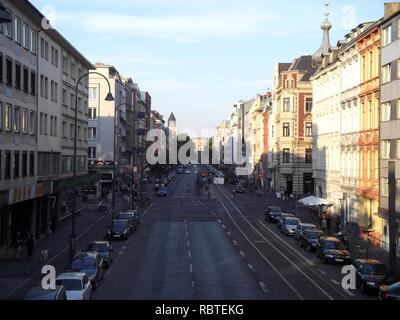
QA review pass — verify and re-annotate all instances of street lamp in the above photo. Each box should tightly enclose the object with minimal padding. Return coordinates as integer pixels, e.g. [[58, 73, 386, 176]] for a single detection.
[[68, 71, 114, 264], [111, 102, 132, 220], [0, 1, 12, 24]]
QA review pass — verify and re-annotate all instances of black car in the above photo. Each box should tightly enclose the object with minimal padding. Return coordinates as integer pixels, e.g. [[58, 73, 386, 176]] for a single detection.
[[264, 206, 283, 222], [86, 241, 113, 268], [298, 229, 326, 252], [117, 212, 137, 231], [353, 259, 390, 294], [107, 219, 131, 240], [68, 252, 104, 289], [315, 237, 351, 264]]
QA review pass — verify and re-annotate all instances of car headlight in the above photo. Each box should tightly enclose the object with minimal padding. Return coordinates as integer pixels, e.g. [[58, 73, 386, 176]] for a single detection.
[[366, 281, 376, 286], [325, 254, 334, 258]]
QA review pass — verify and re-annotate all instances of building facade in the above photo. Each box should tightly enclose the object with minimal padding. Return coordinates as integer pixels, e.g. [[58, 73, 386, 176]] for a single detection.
[[379, 4, 400, 256]]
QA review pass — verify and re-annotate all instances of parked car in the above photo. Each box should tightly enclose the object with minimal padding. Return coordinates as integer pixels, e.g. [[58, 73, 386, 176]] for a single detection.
[[157, 186, 168, 197], [379, 282, 400, 300], [117, 212, 137, 231], [86, 241, 113, 268], [161, 176, 169, 186], [277, 213, 295, 231], [281, 217, 301, 236], [107, 219, 131, 240], [56, 273, 92, 300], [25, 286, 67, 300], [177, 168, 184, 174], [353, 259, 390, 294], [264, 206, 283, 223], [234, 185, 245, 194], [298, 229, 326, 251], [294, 223, 317, 240], [68, 252, 104, 289], [185, 169, 191, 174], [315, 237, 351, 264]]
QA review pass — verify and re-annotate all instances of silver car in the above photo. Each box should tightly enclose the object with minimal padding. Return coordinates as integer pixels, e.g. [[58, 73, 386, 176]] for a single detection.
[[294, 223, 317, 240], [282, 217, 301, 236], [277, 213, 295, 231]]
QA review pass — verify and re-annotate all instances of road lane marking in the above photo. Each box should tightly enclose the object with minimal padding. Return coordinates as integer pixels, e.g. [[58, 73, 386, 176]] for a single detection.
[[331, 279, 340, 285], [344, 289, 355, 297], [222, 225, 226, 229], [216, 185, 335, 301], [186, 231, 189, 238], [192, 281, 196, 293], [122, 246, 126, 250], [189, 264, 193, 273], [226, 231, 231, 237], [254, 240, 266, 244], [118, 251, 124, 256], [232, 240, 238, 246], [259, 281, 269, 293], [239, 250, 246, 258], [187, 240, 190, 247], [218, 219, 222, 224], [188, 250, 192, 259], [318, 269, 328, 276], [248, 264, 255, 272]]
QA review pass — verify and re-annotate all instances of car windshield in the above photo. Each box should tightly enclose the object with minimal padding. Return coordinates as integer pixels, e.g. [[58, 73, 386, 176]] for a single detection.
[[56, 279, 82, 291], [117, 214, 131, 220], [88, 243, 108, 252], [286, 219, 299, 226], [362, 264, 388, 275], [325, 241, 346, 250], [270, 207, 282, 213], [307, 231, 324, 239], [71, 258, 96, 269], [303, 225, 316, 231], [159, 187, 166, 192], [113, 221, 127, 231]]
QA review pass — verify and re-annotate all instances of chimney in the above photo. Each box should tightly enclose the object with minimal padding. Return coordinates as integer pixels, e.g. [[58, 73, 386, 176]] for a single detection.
[[384, 2, 400, 18]]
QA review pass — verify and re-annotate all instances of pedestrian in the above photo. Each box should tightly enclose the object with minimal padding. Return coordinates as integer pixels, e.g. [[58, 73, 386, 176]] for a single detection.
[[15, 231, 25, 261], [26, 232, 35, 260]]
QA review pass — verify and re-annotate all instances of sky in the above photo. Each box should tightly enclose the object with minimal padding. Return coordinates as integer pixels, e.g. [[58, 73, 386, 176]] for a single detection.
[[31, 0, 387, 135]]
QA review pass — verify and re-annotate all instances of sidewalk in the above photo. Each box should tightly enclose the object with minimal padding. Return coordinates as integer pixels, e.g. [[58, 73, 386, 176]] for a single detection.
[[0, 193, 130, 300]]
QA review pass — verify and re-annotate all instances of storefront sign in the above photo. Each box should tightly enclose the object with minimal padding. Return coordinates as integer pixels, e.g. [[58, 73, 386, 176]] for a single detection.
[[54, 175, 98, 193]]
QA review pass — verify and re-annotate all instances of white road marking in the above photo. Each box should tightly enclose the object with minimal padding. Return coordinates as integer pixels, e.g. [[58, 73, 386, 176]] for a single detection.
[[118, 251, 124, 256], [218, 219, 222, 224], [259, 281, 269, 293], [248, 264, 255, 272], [187, 240, 190, 247], [192, 281, 196, 292], [318, 269, 328, 276], [331, 279, 340, 285], [122, 246, 126, 250], [188, 250, 192, 259], [254, 240, 266, 244], [186, 232, 189, 239], [232, 240, 238, 246], [222, 225, 226, 229], [239, 250, 246, 258], [226, 232, 231, 237], [344, 289, 355, 297], [189, 264, 193, 273]]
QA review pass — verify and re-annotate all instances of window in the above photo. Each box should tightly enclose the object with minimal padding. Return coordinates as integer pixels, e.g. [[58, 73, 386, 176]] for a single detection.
[[29, 111, 35, 135], [382, 25, 392, 46], [381, 178, 389, 197], [22, 24, 29, 49], [397, 140, 400, 159], [29, 152, 35, 176], [78, 97, 82, 112], [40, 75, 44, 97], [88, 147, 96, 159], [397, 179, 400, 199], [88, 108, 97, 119], [4, 20, 12, 38], [62, 54, 68, 74], [50, 116, 53, 136], [84, 128, 87, 141], [71, 93, 75, 108], [0, 102, 2, 131], [62, 122, 67, 138], [89, 87, 98, 100], [283, 123, 290, 137], [40, 38, 45, 58], [54, 82, 58, 103], [14, 17, 21, 44], [44, 114, 48, 135], [30, 71, 36, 96], [382, 64, 392, 83], [23, 67, 28, 92], [0, 53, 3, 83], [381, 102, 391, 121], [70, 124, 74, 139], [53, 117, 57, 137], [22, 152, 27, 177], [15, 63, 21, 89], [21, 109, 27, 134], [51, 47, 55, 65], [283, 98, 290, 112], [381, 140, 391, 159], [4, 151, 11, 180], [44, 41, 49, 61], [71, 59, 76, 79], [283, 149, 290, 163], [305, 149, 312, 164], [39, 113, 44, 134], [77, 126, 81, 140], [88, 127, 97, 139], [63, 89, 67, 105], [6, 58, 12, 87], [13, 151, 20, 178], [398, 59, 400, 79], [305, 122, 312, 137], [55, 49, 59, 67], [30, 29, 37, 54], [45, 77, 48, 98], [305, 98, 313, 112], [14, 106, 20, 133], [5, 104, 12, 131]]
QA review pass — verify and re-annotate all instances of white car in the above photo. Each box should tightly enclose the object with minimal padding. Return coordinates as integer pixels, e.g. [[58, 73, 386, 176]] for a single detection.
[[56, 273, 93, 300]]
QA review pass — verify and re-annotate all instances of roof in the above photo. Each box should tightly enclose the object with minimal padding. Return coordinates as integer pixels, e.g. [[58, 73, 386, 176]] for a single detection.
[[278, 63, 291, 73], [288, 55, 317, 81], [168, 112, 176, 122], [21, 0, 94, 69]]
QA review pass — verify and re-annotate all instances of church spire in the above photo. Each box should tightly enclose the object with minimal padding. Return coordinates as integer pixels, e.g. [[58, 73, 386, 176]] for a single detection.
[[312, 0, 332, 66]]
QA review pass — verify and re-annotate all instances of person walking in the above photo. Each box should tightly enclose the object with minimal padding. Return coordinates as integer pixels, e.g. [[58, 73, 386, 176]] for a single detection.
[[15, 231, 25, 261], [26, 232, 35, 260]]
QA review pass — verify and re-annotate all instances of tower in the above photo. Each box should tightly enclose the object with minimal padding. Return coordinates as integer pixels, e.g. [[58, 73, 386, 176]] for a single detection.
[[168, 112, 176, 133], [312, 0, 332, 66]]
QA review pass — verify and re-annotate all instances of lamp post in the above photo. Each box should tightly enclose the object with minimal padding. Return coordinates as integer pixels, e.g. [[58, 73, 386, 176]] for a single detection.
[[0, 1, 12, 24], [112, 102, 132, 220], [68, 72, 114, 264]]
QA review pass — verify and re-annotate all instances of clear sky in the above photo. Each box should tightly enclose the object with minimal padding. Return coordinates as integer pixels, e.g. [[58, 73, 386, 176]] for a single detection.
[[31, 0, 387, 135]]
